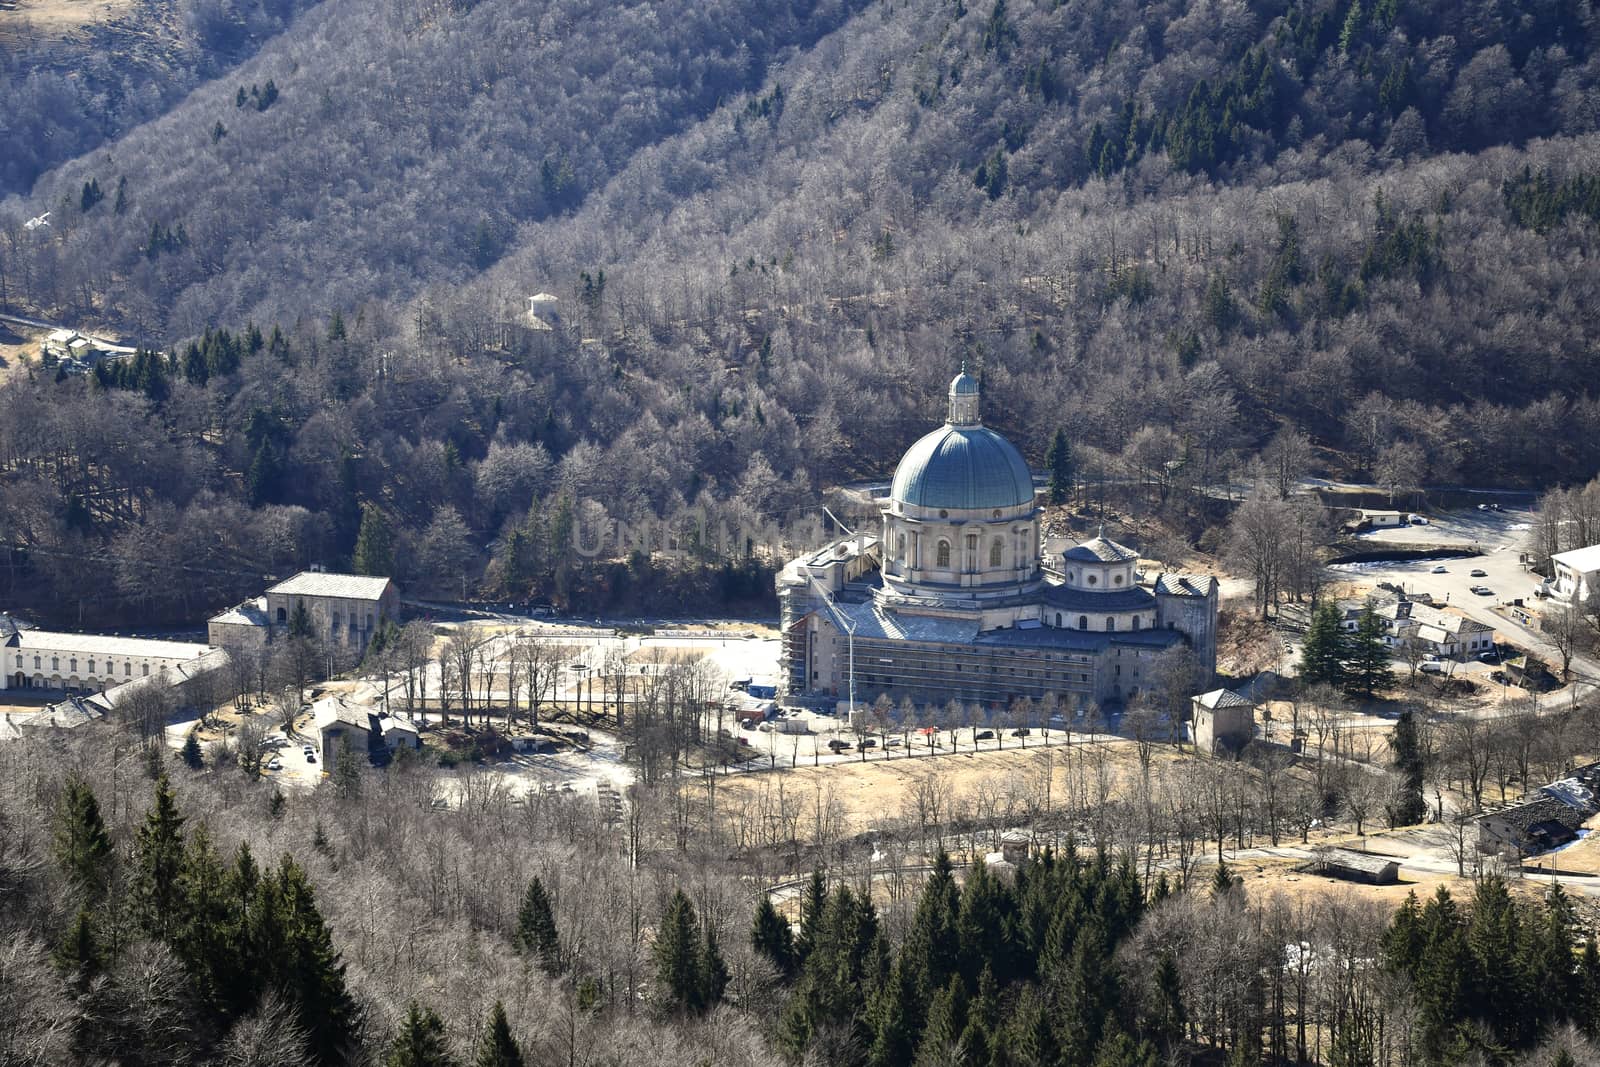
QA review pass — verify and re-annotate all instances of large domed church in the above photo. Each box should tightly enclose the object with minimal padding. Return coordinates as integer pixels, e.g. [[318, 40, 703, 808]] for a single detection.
[[777, 371, 1218, 712]]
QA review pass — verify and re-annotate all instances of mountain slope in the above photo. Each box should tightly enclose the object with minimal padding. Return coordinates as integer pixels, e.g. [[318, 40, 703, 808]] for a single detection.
[[2, 0, 870, 336]]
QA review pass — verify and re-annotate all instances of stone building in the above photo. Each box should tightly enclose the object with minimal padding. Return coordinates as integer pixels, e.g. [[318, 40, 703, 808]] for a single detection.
[[777, 370, 1218, 712], [208, 571, 399, 657], [1190, 688, 1256, 754]]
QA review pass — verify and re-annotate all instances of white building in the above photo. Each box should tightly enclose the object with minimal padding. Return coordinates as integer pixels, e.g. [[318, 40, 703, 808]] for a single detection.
[[1340, 595, 1496, 660], [1551, 545, 1600, 605], [3, 627, 217, 694], [777, 370, 1218, 711]]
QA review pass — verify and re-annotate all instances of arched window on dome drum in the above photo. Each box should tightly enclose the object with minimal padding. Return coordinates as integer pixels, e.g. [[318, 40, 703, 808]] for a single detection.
[[1078, 616, 1088, 630], [1133, 616, 1141, 631], [896, 533, 906, 562], [1055, 613, 1063, 627], [1106, 617, 1116, 632], [989, 538, 1003, 567], [936, 540, 951, 568]]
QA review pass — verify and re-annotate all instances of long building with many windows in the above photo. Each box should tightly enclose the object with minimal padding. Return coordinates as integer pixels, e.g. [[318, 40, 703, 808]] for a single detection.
[[778, 370, 1218, 712]]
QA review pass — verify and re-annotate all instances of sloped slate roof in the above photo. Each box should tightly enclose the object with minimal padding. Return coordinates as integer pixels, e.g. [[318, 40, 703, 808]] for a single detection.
[[1195, 688, 1254, 710], [267, 572, 393, 600], [1152, 574, 1216, 598], [1063, 536, 1139, 563], [1041, 585, 1158, 612]]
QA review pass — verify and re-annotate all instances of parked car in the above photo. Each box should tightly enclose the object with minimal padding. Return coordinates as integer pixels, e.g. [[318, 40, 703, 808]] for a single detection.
[[1478, 650, 1500, 664], [1011, 728, 1031, 737], [1431, 565, 1448, 574], [857, 739, 877, 751], [1470, 568, 1488, 577], [1420, 662, 1445, 674], [886, 736, 904, 747], [975, 730, 995, 740], [827, 739, 851, 752], [1410, 515, 1429, 525], [1478, 503, 1490, 511], [266, 757, 283, 771], [1472, 585, 1494, 596]]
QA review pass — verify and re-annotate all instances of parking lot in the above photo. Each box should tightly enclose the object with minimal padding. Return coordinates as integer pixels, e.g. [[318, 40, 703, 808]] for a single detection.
[[1327, 501, 1587, 694]]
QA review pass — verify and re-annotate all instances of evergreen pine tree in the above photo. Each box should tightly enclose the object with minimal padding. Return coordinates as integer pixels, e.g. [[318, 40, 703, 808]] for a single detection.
[[867, 959, 917, 1067], [919, 974, 969, 1060], [1298, 601, 1348, 688], [182, 729, 205, 769], [132, 775, 187, 939], [514, 876, 561, 974], [334, 738, 363, 799], [792, 870, 826, 966], [900, 850, 959, 1004], [1047, 428, 1075, 505], [55, 908, 104, 984], [473, 1002, 524, 1067], [353, 504, 395, 576], [271, 858, 364, 1064], [750, 895, 795, 979], [1345, 605, 1395, 699], [1148, 951, 1186, 1053], [1576, 937, 1600, 1036], [247, 441, 282, 505], [1211, 860, 1239, 896], [53, 776, 114, 903], [653, 889, 704, 1015], [387, 1003, 455, 1067], [698, 924, 729, 1009], [1387, 708, 1428, 825]]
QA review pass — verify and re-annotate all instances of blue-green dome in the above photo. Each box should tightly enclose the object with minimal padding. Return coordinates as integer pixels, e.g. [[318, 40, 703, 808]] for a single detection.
[[890, 425, 1036, 511], [950, 370, 980, 396]]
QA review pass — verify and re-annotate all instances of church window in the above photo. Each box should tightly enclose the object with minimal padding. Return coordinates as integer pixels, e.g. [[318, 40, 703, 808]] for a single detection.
[[124, 662, 132, 676], [1114, 574, 1124, 586], [51, 657, 58, 671], [936, 541, 951, 568], [32, 656, 39, 669], [896, 533, 906, 562], [142, 664, 150, 676], [1132, 616, 1141, 631], [1055, 613, 1062, 627], [989, 539, 1003, 567], [1078, 616, 1088, 630], [87, 660, 94, 674], [1087, 574, 1097, 586], [1106, 617, 1116, 632], [276, 607, 287, 624], [69, 658, 77, 673]]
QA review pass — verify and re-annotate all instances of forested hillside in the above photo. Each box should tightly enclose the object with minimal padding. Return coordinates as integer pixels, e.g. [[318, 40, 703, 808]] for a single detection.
[[5, 0, 1600, 623], [0, 0, 322, 197]]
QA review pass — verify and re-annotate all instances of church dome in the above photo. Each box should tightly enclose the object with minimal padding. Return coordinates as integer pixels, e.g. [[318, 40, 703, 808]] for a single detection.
[[950, 369, 980, 396], [890, 425, 1036, 511]]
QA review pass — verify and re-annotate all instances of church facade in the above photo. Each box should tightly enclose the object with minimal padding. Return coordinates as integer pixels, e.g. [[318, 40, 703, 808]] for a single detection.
[[777, 371, 1218, 712]]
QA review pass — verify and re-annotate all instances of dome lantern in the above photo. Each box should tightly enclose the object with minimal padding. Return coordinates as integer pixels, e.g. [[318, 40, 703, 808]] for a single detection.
[[948, 362, 981, 426]]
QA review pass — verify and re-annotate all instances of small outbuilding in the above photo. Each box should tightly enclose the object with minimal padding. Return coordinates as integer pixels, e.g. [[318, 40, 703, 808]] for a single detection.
[[1190, 688, 1256, 755], [1298, 848, 1400, 885]]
